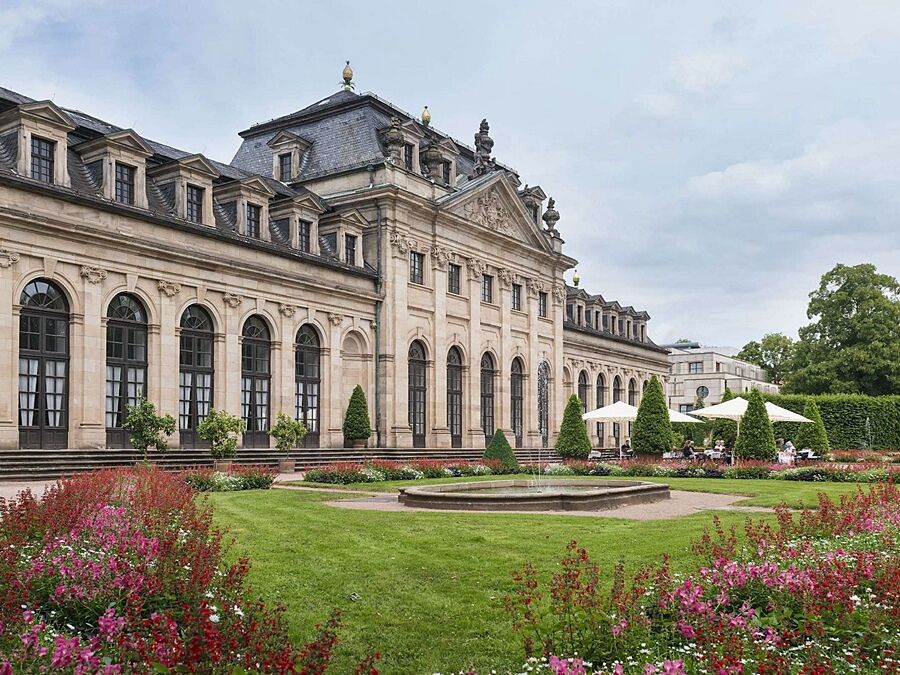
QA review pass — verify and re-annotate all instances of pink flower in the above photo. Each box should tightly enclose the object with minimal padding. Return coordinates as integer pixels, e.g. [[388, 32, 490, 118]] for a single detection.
[[677, 622, 695, 639], [50, 635, 80, 668], [662, 659, 685, 675]]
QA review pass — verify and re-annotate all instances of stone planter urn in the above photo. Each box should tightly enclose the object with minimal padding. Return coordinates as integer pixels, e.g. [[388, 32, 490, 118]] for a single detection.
[[213, 460, 233, 473], [278, 458, 297, 473], [351, 438, 367, 449]]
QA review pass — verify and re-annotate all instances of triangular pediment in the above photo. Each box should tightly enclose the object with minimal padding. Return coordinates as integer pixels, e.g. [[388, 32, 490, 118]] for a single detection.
[[105, 129, 153, 156], [267, 130, 312, 151], [440, 172, 553, 252], [178, 153, 219, 178], [239, 175, 276, 197], [18, 101, 76, 130]]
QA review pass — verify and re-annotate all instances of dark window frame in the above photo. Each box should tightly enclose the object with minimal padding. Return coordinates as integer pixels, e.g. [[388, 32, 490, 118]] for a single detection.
[[295, 325, 321, 447], [511, 283, 522, 311], [447, 263, 461, 295], [298, 220, 311, 252], [409, 251, 425, 285], [114, 162, 136, 205], [186, 184, 204, 223], [278, 152, 292, 181], [31, 136, 55, 184], [480, 353, 496, 442], [538, 291, 548, 318], [481, 274, 494, 304], [447, 347, 463, 448], [345, 234, 357, 266], [403, 144, 414, 171], [246, 203, 262, 239]]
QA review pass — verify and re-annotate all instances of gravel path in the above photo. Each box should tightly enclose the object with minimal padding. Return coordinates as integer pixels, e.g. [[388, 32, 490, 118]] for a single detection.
[[322, 489, 773, 520], [0, 481, 55, 502]]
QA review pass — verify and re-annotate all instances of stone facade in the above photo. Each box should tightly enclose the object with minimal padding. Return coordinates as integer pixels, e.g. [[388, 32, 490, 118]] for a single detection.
[[0, 77, 668, 451]]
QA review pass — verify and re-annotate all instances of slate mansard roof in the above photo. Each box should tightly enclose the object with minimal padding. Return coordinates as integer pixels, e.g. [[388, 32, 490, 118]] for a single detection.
[[0, 85, 368, 277]]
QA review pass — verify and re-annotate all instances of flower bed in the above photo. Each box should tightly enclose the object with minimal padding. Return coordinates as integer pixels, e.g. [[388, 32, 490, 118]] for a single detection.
[[180, 464, 277, 492], [303, 459, 510, 484], [502, 483, 900, 674], [0, 467, 377, 673]]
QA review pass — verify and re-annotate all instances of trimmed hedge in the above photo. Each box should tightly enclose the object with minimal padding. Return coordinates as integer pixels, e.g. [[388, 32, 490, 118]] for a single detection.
[[743, 392, 900, 451], [794, 399, 830, 452], [484, 429, 519, 471], [632, 376, 673, 454], [555, 395, 592, 458], [735, 390, 777, 461]]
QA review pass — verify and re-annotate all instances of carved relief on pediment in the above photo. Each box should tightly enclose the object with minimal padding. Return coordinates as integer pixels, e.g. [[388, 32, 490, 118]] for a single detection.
[[462, 188, 513, 236]]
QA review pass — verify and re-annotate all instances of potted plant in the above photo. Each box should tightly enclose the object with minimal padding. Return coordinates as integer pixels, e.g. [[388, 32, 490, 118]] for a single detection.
[[123, 398, 176, 467], [269, 412, 307, 472], [197, 408, 246, 472], [342, 385, 372, 449]]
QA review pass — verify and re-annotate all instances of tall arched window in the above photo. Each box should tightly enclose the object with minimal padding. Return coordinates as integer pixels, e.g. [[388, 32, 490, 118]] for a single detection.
[[241, 316, 271, 448], [628, 378, 638, 406], [612, 375, 624, 446], [447, 347, 463, 448], [577, 370, 590, 414], [179, 305, 214, 448], [538, 361, 551, 447], [510, 358, 524, 448], [295, 325, 321, 448], [105, 293, 147, 448], [408, 341, 427, 448], [19, 279, 69, 449], [480, 353, 496, 442], [596, 373, 606, 445]]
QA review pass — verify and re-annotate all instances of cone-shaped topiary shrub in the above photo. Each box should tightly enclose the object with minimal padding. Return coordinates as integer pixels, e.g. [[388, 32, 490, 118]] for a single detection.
[[735, 389, 777, 460], [343, 385, 372, 441], [555, 394, 592, 458], [632, 376, 674, 454], [484, 429, 519, 471], [794, 399, 830, 453], [710, 387, 738, 448]]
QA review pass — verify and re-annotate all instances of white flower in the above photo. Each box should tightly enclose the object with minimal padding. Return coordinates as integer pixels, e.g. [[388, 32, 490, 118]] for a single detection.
[[234, 606, 244, 617], [209, 614, 220, 623]]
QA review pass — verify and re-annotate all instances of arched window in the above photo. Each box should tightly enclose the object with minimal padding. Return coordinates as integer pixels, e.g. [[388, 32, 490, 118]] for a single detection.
[[480, 353, 497, 442], [178, 305, 214, 448], [578, 370, 590, 414], [295, 325, 321, 448], [105, 293, 147, 448], [241, 316, 271, 448], [447, 347, 463, 448], [596, 373, 606, 445], [408, 341, 427, 448], [628, 378, 638, 406], [19, 279, 69, 449], [538, 361, 551, 447], [510, 358, 524, 448], [612, 375, 624, 446]]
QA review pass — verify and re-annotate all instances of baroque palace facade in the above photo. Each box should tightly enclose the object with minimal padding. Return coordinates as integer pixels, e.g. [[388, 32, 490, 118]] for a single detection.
[[0, 65, 668, 451]]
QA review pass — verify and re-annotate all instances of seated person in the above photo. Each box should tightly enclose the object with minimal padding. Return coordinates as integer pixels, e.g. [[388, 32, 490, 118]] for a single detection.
[[681, 440, 695, 460], [713, 439, 726, 453], [620, 439, 633, 456]]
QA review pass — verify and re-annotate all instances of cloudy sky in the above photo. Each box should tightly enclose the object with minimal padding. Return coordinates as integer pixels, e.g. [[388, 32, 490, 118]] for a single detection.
[[3, 0, 899, 347]]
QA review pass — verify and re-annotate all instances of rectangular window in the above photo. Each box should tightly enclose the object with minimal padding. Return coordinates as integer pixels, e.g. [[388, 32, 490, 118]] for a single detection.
[[688, 362, 703, 374], [679, 404, 694, 413], [538, 292, 548, 318], [448, 263, 461, 295], [577, 306, 583, 325], [186, 184, 204, 223], [602, 314, 609, 331], [585, 309, 592, 327], [618, 318, 624, 335], [31, 136, 55, 183], [409, 251, 424, 285], [481, 274, 494, 303], [566, 304, 574, 321], [114, 162, 136, 205], [441, 160, 451, 185], [345, 234, 357, 266], [298, 220, 311, 252], [246, 203, 261, 238], [403, 144, 414, 171], [279, 153, 292, 181], [511, 283, 522, 311]]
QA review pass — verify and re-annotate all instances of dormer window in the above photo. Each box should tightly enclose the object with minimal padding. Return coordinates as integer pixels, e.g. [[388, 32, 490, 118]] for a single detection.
[[278, 153, 292, 181], [115, 162, 136, 205], [246, 203, 261, 239], [441, 160, 451, 185], [299, 220, 311, 252], [403, 144, 414, 171], [186, 184, 204, 223], [345, 234, 357, 266], [31, 136, 55, 183]]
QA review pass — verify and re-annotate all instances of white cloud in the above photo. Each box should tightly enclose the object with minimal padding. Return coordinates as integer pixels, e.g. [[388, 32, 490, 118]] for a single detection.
[[670, 51, 745, 94], [633, 92, 680, 119], [0, 0, 108, 50]]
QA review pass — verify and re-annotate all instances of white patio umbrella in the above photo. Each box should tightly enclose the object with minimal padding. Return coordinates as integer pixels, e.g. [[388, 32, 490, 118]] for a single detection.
[[582, 400, 704, 424], [690, 397, 813, 424]]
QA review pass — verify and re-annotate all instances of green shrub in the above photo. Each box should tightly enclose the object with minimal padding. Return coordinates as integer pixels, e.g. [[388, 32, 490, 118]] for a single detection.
[[792, 399, 830, 453], [735, 390, 777, 461], [342, 385, 372, 441], [710, 387, 738, 448], [632, 376, 674, 455], [555, 395, 592, 459], [484, 429, 519, 471], [123, 398, 176, 461], [197, 409, 246, 460], [269, 412, 307, 452]]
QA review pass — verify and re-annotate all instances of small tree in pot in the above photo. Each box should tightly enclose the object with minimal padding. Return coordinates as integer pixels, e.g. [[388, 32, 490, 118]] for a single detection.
[[269, 412, 307, 472], [123, 398, 176, 465], [197, 408, 246, 472], [343, 385, 372, 448]]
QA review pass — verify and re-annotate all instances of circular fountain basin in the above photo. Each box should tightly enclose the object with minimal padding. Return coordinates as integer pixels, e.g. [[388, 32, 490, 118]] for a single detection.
[[398, 479, 670, 512]]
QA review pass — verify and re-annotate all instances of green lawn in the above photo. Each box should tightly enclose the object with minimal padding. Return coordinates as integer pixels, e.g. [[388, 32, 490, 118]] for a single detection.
[[209, 479, 868, 674], [291, 473, 871, 508]]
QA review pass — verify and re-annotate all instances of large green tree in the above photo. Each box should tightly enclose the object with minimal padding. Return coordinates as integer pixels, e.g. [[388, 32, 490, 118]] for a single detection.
[[632, 376, 673, 454], [787, 264, 900, 396], [737, 333, 796, 385]]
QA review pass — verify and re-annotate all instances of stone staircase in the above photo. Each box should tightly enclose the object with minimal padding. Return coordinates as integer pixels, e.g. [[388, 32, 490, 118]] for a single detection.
[[0, 447, 563, 481]]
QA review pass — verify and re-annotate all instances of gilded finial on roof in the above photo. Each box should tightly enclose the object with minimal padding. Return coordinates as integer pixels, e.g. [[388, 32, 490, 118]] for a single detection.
[[341, 61, 354, 90], [421, 106, 431, 127], [572, 270, 580, 287]]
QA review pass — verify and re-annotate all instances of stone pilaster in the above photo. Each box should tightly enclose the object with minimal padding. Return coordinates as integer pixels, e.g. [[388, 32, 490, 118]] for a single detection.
[[326, 312, 344, 447], [466, 257, 485, 447], [430, 246, 451, 448], [74, 267, 105, 448], [0, 256, 18, 448]]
